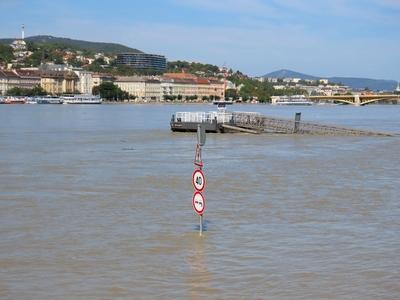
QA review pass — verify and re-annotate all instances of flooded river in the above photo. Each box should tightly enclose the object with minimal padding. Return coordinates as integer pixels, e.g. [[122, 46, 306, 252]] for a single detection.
[[0, 104, 399, 299]]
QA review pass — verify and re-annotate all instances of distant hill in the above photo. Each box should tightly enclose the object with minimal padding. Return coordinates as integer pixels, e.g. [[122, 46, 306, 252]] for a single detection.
[[328, 77, 397, 91], [0, 35, 143, 55], [263, 69, 318, 80], [263, 69, 397, 91]]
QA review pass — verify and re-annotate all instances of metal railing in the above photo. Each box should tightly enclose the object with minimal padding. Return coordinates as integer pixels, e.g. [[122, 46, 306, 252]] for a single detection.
[[173, 111, 392, 136], [174, 112, 234, 124]]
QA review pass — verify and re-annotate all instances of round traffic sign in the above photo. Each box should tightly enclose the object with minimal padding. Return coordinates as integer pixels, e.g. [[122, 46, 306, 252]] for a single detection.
[[192, 191, 206, 215], [192, 169, 206, 192]]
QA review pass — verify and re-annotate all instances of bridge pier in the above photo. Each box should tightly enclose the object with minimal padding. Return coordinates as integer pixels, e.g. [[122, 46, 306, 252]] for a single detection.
[[354, 94, 361, 106]]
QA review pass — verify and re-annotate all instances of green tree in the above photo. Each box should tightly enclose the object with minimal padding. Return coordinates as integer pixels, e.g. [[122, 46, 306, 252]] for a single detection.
[[87, 61, 104, 72], [67, 56, 83, 67], [0, 44, 15, 63], [225, 88, 237, 100], [6, 85, 46, 96], [92, 82, 129, 101]]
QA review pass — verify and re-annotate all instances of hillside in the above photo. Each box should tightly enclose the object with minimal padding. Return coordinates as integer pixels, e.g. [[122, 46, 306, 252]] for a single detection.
[[0, 35, 142, 55], [328, 77, 397, 91], [263, 69, 397, 91], [263, 69, 317, 80]]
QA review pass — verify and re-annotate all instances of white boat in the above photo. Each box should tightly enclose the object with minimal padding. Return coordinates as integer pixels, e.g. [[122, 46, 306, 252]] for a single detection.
[[61, 94, 102, 104], [26, 97, 38, 104], [271, 95, 313, 105], [36, 96, 63, 104]]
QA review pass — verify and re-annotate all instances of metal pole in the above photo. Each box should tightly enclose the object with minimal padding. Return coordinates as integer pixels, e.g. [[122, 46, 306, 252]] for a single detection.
[[294, 112, 301, 133], [199, 215, 203, 236]]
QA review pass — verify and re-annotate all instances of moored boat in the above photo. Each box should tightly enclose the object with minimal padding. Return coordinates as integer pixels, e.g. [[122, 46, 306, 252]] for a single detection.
[[36, 96, 63, 104], [271, 95, 313, 105], [0, 96, 26, 104], [61, 94, 102, 104]]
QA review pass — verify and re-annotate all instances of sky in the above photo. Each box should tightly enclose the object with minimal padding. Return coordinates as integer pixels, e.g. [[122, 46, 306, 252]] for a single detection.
[[1, 0, 399, 79]]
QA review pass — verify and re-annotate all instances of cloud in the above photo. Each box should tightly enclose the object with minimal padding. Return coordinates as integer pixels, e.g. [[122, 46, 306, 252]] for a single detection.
[[1, 0, 398, 79]]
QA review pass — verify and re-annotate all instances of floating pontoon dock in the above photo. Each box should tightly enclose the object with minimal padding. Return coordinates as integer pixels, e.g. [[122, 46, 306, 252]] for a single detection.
[[170, 111, 393, 136]]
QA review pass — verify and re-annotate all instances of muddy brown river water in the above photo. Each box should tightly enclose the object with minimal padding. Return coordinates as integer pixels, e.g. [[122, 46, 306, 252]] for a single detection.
[[0, 104, 399, 299]]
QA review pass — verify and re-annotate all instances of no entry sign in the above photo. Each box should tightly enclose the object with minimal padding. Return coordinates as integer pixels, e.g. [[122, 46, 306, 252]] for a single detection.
[[192, 191, 206, 215], [192, 169, 206, 192]]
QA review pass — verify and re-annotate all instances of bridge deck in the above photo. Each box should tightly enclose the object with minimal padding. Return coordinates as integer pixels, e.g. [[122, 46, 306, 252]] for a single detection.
[[232, 112, 393, 136]]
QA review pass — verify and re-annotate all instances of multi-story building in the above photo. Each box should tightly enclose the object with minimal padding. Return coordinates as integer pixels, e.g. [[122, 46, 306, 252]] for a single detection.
[[161, 73, 225, 100], [114, 76, 146, 100], [0, 69, 41, 95], [209, 78, 225, 99], [40, 70, 79, 94], [114, 76, 162, 101], [15, 69, 41, 89], [145, 79, 162, 101], [0, 70, 19, 95], [74, 70, 94, 94], [116, 53, 167, 71]]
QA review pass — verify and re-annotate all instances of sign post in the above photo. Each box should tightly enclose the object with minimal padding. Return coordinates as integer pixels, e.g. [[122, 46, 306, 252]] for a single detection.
[[193, 124, 206, 236]]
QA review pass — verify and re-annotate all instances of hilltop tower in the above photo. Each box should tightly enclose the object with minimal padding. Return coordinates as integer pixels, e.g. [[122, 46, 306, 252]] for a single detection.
[[10, 25, 27, 61]]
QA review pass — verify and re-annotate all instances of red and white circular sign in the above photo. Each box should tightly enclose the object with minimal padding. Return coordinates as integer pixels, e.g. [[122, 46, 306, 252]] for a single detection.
[[192, 169, 206, 192], [192, 191, 206, 215]]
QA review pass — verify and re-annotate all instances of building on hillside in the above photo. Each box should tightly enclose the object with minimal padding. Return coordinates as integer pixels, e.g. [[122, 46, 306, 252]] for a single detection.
[[10, 25, 32, 62], [40, 70, 79, 94], [266, 77, 278, 83], [40, 63, 72, 72], [116, 53, 167, 71], [319, 79, 329, 85], [283, 77, 301, 83]]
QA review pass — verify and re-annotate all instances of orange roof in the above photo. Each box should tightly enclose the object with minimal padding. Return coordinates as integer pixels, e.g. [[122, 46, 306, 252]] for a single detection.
[[163, 72, 197, 80], [195, 77, 210, 84]]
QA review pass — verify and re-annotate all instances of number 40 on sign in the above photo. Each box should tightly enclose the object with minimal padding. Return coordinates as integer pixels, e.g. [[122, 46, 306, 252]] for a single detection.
[[192, 169, 206, 192]]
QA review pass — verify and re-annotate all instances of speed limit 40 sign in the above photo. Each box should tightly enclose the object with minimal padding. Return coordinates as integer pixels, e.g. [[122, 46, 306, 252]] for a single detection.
[[192, 169, 206, 192]]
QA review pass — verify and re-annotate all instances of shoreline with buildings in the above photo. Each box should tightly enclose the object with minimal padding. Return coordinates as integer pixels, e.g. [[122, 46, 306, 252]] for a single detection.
[[1, 27, 399, 105]]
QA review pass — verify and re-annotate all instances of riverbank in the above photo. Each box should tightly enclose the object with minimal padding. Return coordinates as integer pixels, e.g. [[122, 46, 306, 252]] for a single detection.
[[102, 99, 263, 105]]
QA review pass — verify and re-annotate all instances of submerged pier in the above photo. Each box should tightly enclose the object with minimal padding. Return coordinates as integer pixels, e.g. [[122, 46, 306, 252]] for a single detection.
[[170, 111, 393, 136]]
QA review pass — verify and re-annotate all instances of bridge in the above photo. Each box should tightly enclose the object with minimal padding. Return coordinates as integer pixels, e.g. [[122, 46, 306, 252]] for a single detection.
[[309, 94, 400, 106]]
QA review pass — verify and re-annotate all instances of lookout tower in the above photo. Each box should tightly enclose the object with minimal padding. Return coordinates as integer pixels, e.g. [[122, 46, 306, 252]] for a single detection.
[[10, 25, 28, 61]]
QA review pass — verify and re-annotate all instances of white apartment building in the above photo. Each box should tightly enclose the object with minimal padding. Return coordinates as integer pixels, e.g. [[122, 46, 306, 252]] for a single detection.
[[114, 74, 225, 102], [114, 76, 146, 100], [145, 80, 162, 101], [74, 70, 94, 94]]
